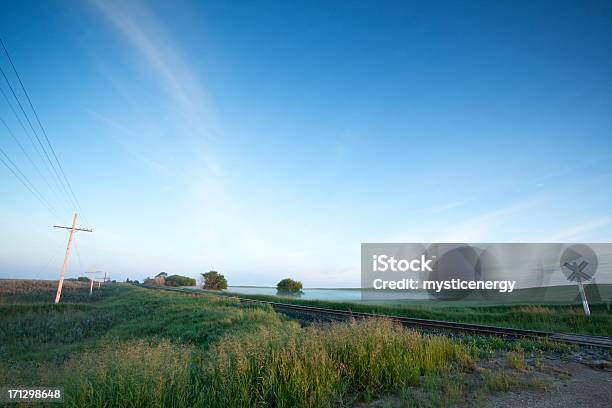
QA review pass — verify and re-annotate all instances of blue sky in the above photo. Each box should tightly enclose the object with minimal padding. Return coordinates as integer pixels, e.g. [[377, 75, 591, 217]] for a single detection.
[[1, 0, 611, 287]]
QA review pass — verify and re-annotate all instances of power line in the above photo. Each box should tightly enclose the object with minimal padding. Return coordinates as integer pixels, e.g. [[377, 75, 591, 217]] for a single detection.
[[0, 84, 67, 206], [41, 239, 67, 273], [74, 238, 84, 275], [1, 39, 84, 216], [0, 62, 75, 211], [0, 143, 58, 216], [0, 113, 63, 207], [0, 85, 40, 155], [1, 86, 72, 215]]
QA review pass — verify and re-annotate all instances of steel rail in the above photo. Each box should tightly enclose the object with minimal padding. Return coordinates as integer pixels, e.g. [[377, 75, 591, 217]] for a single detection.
[[141, 285, 612, 349]]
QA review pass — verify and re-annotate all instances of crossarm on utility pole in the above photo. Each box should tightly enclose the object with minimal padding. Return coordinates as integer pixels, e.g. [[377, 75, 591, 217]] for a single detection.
[[53, 225, 92, 232], [53, 214, 93, 304]]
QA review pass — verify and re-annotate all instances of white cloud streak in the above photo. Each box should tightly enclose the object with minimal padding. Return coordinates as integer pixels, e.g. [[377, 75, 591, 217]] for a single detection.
[[546, 217, 612, 242], [85, 108, 170, 176], [441, 200, 538, 242], [90, 0, 221, 173], [92, 1, 211, 119]]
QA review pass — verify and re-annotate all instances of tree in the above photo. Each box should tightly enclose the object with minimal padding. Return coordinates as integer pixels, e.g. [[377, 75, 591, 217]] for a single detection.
[[164, 275, 196, 287], [276, 278, 303, 295], [77, 276, 89, 282], [202, 271, 228, 290]]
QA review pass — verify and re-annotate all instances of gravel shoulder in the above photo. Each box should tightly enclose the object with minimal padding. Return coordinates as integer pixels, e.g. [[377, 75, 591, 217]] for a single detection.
[[482, 354, 612, 408]]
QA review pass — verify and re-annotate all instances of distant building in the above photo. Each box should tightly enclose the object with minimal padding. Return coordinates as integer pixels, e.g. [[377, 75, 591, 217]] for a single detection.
[[144, 271, 167, 285]]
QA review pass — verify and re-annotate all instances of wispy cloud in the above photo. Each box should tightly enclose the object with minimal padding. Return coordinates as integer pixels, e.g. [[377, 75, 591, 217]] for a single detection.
[[441, 199, 539, 242], [85, 108, 170, 176], [92, 1, 212, 119], [426, 200, 466, 214], [546, 217, 612, 242], [533, 157, 606, 185], [90, 0, 220, 173]]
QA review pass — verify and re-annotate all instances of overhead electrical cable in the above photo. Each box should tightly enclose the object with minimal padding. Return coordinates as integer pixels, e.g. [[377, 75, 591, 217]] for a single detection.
[[0, 80, 72, 213], [0, 114, 62, 204], [0, 143, 58, 216], [1, 39, 84, 216], [0, 63, 74, 210], [0, 38, 96, 288], [0, 84, 63, 195]]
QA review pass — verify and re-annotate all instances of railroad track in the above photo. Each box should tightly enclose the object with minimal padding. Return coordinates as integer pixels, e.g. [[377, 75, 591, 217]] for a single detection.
[[142, 285, 612, 349]]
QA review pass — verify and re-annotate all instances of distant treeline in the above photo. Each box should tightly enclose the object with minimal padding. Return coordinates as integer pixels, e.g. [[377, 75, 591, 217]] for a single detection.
[[143, 274, 196, 287], [165, 275, 196, 287]]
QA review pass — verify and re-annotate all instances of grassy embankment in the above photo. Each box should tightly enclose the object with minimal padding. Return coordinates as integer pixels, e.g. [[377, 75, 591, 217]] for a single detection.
[[0, 280, 501, 407], [192, 284, 612, 336]]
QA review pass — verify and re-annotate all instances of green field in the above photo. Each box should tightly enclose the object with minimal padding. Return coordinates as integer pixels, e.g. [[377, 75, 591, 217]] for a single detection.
[[0, 280, 479, 407], [0, 280, 578, 407], [189, 284, 612, 336]]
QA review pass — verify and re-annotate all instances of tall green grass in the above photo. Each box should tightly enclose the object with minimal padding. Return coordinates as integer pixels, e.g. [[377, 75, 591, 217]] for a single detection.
[[50, 320, 471, 407], [59, 340, 196, 408], [199, 319, 471, 407], [1, 282, 474, 407]]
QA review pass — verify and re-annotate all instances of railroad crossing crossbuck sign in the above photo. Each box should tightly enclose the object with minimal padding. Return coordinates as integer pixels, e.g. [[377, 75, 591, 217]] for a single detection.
[[560, 244, 598, 316]]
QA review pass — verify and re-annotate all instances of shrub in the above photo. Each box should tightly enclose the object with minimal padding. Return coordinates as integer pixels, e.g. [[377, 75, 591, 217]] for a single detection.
[[202, 271, 228, 290], [165, 275, 196, 287], [276, 278, 303, 295]]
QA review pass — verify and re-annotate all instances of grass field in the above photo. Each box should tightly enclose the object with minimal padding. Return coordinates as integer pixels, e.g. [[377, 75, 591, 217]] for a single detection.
[[1, 280, 491, 407], [196, 285, 612, 336]]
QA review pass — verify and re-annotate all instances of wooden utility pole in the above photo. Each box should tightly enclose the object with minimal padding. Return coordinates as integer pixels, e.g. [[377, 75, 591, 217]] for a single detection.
[[53, 213, 93, 304], [85, 271, 100, 296]]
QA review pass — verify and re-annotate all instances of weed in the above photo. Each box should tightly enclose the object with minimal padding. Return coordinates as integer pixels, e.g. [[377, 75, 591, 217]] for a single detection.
[[483, 369, 550, 393], [483, 369, 514, 392], [506, 350, 526, 371]]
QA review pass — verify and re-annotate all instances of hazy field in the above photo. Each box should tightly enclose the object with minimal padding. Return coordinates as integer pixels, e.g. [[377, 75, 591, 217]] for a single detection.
[[0, 279, 577, 407], [0, 280, 474, 407], [220, 283, 612, 305], [197, 284, 612, 336]]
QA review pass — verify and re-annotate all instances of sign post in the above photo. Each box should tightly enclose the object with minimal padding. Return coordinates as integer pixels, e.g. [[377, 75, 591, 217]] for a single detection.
[[560, 244, 598, 317]]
